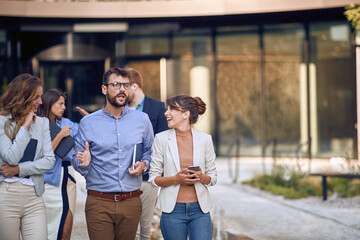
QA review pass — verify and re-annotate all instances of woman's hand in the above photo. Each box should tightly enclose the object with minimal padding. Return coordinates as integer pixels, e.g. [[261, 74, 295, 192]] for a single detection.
[[23, 111, 36, 129], [187, 166, 210, 185], [77, 142, 91, 167], [0, 162, 19, 178], [59, 126, 72, 138], [175, 169, 200, 185]]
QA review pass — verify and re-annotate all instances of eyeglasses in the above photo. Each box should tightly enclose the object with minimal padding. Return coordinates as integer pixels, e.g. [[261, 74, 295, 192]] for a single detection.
[[105, 82, 132, 90]]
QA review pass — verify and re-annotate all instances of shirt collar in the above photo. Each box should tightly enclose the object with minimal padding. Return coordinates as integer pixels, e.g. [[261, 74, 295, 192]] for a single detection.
[[101, 105, 130, 119], [136, 95, 145, 111]]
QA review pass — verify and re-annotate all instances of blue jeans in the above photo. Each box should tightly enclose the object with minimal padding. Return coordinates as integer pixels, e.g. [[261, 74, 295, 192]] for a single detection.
[[160, 202, 212, 240]]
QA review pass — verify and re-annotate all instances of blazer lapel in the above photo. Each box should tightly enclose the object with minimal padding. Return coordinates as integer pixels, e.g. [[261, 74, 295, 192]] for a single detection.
[[192, 128, 201, 167], [168, 129, 181, 171]]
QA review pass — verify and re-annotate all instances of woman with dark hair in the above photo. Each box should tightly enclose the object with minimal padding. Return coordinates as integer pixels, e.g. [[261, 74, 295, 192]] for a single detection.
[[149, 94, 217, 240], [0, 73, 55, 240], [38, 89, 82, 240]]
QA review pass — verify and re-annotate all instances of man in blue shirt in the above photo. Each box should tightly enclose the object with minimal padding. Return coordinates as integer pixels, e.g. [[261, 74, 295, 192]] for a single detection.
[[73, 67, 154, 240], [126, 68, 168, 240]]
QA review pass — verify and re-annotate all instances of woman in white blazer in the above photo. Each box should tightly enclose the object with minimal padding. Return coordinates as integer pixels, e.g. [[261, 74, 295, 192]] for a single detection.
[[0, 73, 55, 240], [149, 95, 217, 240]]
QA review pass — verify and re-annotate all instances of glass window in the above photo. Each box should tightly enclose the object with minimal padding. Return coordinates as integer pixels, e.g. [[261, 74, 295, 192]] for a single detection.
[[40, 61, 105, 123], [263, 23, 304, 157], [125, 60, 162, 100], [216, 26, 261, 156], [169, 28, 214, 135], [125, 34, 169, 56], [0, 30, 8, 95], [309, 21, 355, 158]]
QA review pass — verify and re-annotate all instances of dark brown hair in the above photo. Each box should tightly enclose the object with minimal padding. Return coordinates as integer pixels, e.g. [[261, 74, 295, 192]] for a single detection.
[[166, 94, 206, 124], [0, 73, 43, 139], [126, 68, 143, 89], [102, 67, 129, 85], [38, 89, 66, 120]]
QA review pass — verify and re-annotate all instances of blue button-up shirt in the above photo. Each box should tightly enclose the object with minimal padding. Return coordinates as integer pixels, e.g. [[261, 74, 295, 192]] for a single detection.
[[135, 96, 145, 112], [126, 95, 144, 111], [72, 106, 154, 192], [44, 118, 78, 187]]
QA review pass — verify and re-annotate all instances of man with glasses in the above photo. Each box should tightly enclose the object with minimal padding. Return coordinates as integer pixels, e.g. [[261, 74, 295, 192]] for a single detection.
[[126, 68, 168, 240], [72, 67, 154, 240]]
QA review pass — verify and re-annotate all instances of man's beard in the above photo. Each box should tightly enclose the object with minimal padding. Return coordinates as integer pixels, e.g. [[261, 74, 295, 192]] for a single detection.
[[107, 92, 127, 108]]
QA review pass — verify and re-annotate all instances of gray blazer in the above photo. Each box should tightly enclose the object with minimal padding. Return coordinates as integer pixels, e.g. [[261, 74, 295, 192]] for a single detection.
[[0, 114, 55, 196], [149, 128, 217, 213]]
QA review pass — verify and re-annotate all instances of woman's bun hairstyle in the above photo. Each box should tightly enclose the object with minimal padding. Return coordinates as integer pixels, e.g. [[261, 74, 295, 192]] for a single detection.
[[193, 97, 206, 115]]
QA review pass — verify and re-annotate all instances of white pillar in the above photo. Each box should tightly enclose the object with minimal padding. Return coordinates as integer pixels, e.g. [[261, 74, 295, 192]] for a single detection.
[[190, 66, 211, 134], [356, 46, 360, 161]]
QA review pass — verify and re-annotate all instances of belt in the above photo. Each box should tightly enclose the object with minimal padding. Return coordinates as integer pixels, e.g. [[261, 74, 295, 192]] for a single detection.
[[87, 189, 143, 202]]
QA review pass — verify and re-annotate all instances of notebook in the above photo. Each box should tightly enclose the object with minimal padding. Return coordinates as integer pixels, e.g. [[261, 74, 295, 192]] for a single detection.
[[19, 138, 38, 163], [49, 123, 75, 159], [132, 143, 143, 170]]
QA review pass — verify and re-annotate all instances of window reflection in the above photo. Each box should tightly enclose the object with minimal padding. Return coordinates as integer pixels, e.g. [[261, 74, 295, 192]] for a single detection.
[[263, 23, 304, 157], [216, 26, 261, 156], [310, 21, 355, 158]]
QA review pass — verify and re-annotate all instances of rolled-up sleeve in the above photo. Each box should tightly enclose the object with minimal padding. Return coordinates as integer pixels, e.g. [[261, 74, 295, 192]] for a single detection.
[[204, 135, 217, 187], [142, 117, 154, 169], [148, 135, 164, 188], [72, 118, 90, 176]]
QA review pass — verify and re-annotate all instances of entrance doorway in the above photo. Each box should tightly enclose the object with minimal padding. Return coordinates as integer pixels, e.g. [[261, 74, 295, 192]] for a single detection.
[[39, 61, 105, 123]]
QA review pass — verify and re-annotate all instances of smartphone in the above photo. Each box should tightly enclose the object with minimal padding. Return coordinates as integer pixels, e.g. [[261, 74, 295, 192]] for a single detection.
[[188, 165, 200, 171], [188, 165, 199, 179]]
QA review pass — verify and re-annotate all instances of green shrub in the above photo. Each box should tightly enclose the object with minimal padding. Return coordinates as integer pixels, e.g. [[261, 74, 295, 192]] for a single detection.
[[243, 171, 360, 199], [348, 179, 360, 197]]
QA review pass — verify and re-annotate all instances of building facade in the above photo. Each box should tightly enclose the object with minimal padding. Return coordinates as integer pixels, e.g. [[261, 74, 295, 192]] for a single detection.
[[0, 0, 356, 159]]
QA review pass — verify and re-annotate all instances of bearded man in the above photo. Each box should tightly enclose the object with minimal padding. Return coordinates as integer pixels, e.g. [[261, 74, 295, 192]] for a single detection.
[[72, 67, 154, 240]]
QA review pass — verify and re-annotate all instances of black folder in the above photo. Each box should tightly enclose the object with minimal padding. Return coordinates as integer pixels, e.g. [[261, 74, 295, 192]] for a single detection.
[[19, 138, 38, 163], [49, 123, 75, 159], [131, 143, 143, 170], [15, 138, 38, 177]]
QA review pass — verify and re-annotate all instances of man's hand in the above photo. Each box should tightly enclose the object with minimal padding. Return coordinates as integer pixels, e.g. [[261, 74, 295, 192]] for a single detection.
[[75, 106, 90, 116], [128, 161, 146, 176], [0, 162, 19, 178], [77, 142, 91, 167]]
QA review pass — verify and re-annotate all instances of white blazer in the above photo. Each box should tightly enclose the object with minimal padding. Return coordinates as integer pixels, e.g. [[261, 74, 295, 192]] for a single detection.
[[0, 114, 55, 196], [149, 128, 217, 213]]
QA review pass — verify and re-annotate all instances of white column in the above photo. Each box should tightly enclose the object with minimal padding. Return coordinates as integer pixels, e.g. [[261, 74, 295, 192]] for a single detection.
[[190, 66, 211, 134], [356, 46, 360, 162]]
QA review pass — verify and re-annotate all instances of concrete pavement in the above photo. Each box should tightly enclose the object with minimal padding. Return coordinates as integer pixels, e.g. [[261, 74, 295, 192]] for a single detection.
[[71, 157, 360, 239]]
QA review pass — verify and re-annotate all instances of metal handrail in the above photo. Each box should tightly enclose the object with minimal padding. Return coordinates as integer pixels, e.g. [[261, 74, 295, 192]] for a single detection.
[[227, 138, 240, 183], [295, 138, 312, 173]]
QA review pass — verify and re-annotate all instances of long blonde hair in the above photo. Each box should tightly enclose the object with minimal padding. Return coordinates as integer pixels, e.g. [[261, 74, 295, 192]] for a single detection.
[[0, 73, 43, 139]]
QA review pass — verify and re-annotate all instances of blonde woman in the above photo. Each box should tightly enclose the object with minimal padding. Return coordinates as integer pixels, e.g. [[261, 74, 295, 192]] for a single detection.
[[0, 73, 55, 240], [149, 95, 217, 240]]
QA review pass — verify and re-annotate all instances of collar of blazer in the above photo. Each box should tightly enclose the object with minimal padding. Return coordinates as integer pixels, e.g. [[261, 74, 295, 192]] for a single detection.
[[167, 128, 201, 172]]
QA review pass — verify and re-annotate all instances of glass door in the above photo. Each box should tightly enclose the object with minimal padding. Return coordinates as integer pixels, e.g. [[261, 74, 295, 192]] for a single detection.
[[40, 61, 105, 123]]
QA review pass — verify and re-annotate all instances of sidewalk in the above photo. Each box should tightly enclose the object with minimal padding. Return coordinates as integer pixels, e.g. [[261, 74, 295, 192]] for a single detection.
[[72, 157, 360, 240], [211, 158, 360, 240]]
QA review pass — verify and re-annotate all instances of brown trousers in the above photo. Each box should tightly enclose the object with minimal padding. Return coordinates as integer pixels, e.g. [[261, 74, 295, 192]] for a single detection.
[[85, 194, 142, 240]]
